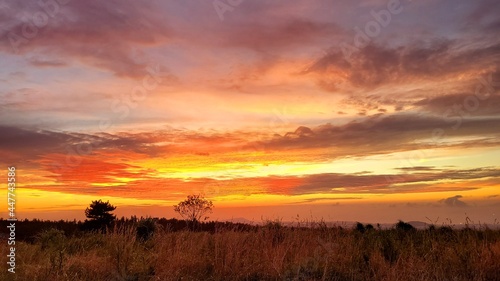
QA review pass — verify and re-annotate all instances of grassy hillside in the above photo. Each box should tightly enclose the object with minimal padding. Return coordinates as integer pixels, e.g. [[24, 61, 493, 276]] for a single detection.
[[1, 220, 499, 281]]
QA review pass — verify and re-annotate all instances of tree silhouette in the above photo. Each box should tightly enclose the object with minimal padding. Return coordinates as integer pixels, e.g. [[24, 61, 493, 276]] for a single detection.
[[173, 194, 213, 225], [83, 200, 116, 231]]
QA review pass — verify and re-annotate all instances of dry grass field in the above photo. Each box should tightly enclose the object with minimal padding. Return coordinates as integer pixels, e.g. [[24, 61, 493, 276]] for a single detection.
[[2, 220, 500, 281]]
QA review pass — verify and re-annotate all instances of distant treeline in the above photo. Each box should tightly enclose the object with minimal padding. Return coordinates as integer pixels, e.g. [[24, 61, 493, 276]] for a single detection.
[[0, 217, 256, 242]]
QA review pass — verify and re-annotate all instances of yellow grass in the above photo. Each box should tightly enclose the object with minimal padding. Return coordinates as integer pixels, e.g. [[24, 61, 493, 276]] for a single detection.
[[2, 224, 500, 281]]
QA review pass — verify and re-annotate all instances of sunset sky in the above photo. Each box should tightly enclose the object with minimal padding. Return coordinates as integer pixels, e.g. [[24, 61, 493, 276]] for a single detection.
[[1, 0, 499, 224]]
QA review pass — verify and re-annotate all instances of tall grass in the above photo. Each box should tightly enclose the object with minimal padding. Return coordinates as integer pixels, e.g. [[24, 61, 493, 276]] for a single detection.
[[1, 223, 499, 280]]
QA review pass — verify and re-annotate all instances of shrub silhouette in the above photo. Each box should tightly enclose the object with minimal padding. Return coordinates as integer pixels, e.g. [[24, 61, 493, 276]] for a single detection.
[[136, 217, 158, 241], [36, 228, 67, 272], [395, 220, 415, 231], [36, 228, 66, 251], [263, 219, 285, 246], [355, 222, 374, 233], [355, 222, 366, 233]]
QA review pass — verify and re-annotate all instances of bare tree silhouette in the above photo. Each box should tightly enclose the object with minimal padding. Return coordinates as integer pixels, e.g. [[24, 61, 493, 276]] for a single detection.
[[173, 194, 213, 228]]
